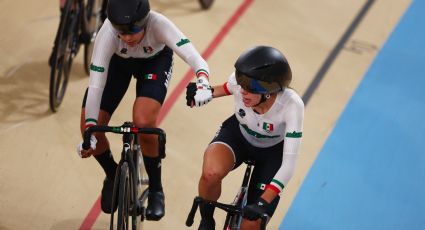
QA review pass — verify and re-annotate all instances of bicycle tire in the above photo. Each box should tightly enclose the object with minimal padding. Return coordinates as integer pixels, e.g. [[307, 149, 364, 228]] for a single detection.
[[129, 144, 141, 230], [198, 0, 214, 10], [83, 0, 104, 75], [130, 173, 141, 230], [132, 140, 148, 229], [49, 0, 75, 112], [117, 162, 131, 230]]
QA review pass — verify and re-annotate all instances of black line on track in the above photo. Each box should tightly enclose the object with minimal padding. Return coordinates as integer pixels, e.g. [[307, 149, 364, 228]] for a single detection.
[[302, 0, 375, 105]]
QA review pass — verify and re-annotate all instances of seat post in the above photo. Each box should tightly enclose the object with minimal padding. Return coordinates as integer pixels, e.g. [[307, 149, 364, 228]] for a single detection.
[[241, 160, 255, 187]]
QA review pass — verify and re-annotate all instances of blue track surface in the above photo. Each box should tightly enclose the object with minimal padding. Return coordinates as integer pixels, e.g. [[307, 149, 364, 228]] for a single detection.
[[280, 1, 425, 229]]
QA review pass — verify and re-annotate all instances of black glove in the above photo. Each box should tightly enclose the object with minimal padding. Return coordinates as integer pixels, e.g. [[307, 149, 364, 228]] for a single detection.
[[242, 198, 270, 221], [186, 82, 197, 106]]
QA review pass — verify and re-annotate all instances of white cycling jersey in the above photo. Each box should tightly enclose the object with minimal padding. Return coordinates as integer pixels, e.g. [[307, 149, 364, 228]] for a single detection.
[[85, 11, 210, 127], [225, 73, 304, 193]]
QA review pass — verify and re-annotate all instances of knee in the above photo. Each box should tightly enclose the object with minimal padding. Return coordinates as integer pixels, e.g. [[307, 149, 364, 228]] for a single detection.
[[138, 133, 157, 144], [133, 114, 157, 128]]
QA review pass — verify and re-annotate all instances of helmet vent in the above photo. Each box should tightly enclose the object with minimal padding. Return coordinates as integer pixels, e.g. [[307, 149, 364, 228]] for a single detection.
[[252, 64, 272, 71], [136, 2, 142, 12]]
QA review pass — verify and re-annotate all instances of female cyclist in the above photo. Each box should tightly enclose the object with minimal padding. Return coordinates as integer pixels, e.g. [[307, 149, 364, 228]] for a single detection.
[[77, 0, 213, 220], [186, 46, 304, 229]]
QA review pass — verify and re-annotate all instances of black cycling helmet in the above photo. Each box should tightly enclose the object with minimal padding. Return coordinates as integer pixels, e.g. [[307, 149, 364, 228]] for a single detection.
[[235, 46, 292, 94], [107, 0, 150, 34]]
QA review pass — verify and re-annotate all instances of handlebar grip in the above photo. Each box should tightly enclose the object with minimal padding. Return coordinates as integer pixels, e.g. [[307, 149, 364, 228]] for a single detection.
[[186, 196, 202, 227], [158, 131, 166, 159], [82, 128, 92, 150]]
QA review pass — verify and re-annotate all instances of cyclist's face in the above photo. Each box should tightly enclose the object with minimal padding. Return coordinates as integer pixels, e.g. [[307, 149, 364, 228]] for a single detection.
[[239, 87, 261, 107], [118, 30, 145, 47]]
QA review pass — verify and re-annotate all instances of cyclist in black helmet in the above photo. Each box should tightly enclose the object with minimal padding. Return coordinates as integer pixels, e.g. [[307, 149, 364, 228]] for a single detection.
[[76, 0, 213, 220], [186, 46, 304, 230]]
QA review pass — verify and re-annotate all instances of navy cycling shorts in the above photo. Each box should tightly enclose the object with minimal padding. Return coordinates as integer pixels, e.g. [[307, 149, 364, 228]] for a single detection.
[[211, 114, 284, 217], [82, 46, 173, 115]]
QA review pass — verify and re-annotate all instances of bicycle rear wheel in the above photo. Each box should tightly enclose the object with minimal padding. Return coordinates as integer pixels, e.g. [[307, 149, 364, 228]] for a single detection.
[[49, 0, 76, 112], [83, 0, 104, 75], [117, 162, 131, 230]]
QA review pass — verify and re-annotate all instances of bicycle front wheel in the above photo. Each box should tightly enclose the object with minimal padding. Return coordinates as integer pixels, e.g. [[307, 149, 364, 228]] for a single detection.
[[49, 0, 76, 112], [83, 0, 104, 75], [117, 162, 131, 230]]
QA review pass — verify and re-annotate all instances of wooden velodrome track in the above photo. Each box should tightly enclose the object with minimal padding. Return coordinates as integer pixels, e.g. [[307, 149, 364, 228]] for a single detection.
[[0, 0, 410, 229]]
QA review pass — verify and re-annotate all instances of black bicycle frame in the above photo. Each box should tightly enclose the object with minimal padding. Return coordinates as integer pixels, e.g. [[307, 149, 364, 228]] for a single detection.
[[74, 0, 91, 41], [186, 160, 268, 230], [83, 122, 166, 228]]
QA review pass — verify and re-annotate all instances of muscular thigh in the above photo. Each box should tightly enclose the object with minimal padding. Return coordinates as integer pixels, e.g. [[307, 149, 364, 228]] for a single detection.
[[210, 115, 250, 170], [133, 46, 173, 105]]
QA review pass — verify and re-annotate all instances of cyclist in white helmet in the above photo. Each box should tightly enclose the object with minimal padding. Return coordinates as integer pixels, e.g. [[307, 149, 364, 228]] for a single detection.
[[186, 46, 304, 230]]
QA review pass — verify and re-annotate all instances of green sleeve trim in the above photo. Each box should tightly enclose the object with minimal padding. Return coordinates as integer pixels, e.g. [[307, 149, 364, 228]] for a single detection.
[[271, 179, 285, 190], [89, 63, 105, 73], [285, 131, 302, 138], [85, 118, 98, 124], [176, 38, 191, 47]]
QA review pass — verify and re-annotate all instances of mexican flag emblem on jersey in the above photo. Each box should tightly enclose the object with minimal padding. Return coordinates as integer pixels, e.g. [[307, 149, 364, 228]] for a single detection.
[[143, 46, 154, 54], [263, 122, 274, 133], [144, 74, 157, 80]]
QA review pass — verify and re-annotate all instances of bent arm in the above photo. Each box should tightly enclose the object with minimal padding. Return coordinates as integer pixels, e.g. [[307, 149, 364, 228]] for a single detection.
[[262, 98, 304, 202], [153, 15, 210, 79], [211, 82, 232, 98], [210, 71, 238, 98], [84, 21, 117, 128]]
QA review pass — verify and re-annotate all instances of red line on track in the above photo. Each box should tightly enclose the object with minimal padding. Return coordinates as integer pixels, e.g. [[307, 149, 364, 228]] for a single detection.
[[79, 0, 253, 229]]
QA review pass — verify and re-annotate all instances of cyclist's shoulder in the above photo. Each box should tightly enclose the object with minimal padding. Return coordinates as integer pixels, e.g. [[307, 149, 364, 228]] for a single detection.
[[283, 88, 303, 102], [148, 11, 177, 28], [148, 11, 168, 23], [278, 88, 304, 109], [100, 19, 119, 36], [103, 19, 115, 30]]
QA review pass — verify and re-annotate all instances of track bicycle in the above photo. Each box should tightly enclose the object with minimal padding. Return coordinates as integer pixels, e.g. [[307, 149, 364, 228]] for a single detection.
[[186, 160, 268, 230], [49, 0, 106, 112], [83, 122, 166, 230]]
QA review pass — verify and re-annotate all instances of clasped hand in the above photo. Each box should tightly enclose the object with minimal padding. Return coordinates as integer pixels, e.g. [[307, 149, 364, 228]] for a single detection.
[[186, 77, 213, 107], [242, 198, 270, 221], [76, 135, 97, 158]]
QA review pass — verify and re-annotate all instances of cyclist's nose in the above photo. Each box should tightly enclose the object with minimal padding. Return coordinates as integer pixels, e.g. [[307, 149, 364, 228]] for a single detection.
[[119, 34, 132, 42], [240, 88, 249, 95]]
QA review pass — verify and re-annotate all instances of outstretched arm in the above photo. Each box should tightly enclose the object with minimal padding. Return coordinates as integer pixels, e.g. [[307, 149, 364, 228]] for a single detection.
[[211, 81, 232, 98]]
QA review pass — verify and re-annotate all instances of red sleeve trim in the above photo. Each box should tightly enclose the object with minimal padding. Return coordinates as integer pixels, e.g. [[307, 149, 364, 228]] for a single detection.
[[223, 82, 231, 95], [266, 184, 281, 194], [84, 123, 96, 130]]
